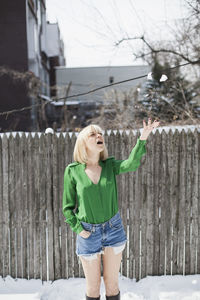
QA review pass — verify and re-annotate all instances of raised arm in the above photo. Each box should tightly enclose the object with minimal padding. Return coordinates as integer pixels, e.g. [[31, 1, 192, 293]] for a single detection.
[[112, 118, 160, 175], [112, 138, 147, 175]]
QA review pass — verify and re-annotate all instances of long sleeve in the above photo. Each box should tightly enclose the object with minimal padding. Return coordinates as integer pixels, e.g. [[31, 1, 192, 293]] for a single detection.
[[112, 137, 147, 175], [62, 166, 84, 234]]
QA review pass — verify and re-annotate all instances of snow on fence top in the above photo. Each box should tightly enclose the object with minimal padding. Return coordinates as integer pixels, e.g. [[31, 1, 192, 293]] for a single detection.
[[0, 124, 199, 138]]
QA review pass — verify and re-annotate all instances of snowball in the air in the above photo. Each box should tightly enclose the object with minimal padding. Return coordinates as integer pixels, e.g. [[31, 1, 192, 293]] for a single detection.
[[147, 72, 153, 80], [45, 128, 54, 134], [160, 74, 168, 82]]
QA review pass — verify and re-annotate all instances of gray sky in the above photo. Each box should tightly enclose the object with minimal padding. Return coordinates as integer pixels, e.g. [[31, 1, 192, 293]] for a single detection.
[[46, 0, 187, 67]]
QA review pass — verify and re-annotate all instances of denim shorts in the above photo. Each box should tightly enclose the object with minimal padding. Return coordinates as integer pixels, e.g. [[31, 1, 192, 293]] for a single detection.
[[76, 211, 127, 260]]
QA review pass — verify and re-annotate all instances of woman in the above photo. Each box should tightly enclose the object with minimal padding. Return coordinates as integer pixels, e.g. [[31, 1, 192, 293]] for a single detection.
[[62, 118, 160, 300]]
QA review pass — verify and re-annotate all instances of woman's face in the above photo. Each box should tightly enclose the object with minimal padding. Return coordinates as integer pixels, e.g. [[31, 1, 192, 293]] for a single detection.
[[85, 129, 105, 154]]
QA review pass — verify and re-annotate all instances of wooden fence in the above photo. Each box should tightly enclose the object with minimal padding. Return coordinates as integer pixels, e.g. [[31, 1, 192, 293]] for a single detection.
[[0, 129, 199, 281]]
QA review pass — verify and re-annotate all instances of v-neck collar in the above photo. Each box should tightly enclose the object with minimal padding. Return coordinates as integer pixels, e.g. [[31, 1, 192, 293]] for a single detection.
[[83, 160, 103, 185]]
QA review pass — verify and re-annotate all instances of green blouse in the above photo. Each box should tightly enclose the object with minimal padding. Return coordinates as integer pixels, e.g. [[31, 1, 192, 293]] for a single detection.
[[62, 137, 147, 234]]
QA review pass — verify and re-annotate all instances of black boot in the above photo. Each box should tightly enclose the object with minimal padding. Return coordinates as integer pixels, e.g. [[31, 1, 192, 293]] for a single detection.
[[106, 291, 120, 300], [86, 294, 100, 300]]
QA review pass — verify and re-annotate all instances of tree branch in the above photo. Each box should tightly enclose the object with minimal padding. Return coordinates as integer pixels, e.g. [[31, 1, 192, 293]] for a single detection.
[[115, 35, 200, 64]]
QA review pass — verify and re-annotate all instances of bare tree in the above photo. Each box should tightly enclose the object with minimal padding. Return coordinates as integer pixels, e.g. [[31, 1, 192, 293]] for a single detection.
[[115, 0, 200, 69]]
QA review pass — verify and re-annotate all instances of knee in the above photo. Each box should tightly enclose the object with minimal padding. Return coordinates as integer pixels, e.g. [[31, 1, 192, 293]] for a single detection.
[[103, 278, 119, 296], [87, 280, 101, 297]]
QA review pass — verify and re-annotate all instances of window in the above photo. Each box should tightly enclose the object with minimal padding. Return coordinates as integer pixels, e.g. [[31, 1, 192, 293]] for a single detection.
[[109, 76, 114, 84]]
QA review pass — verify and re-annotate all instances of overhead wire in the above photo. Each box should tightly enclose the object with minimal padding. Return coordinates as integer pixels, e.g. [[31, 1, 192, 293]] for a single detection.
[[0, 60, 198, 117]]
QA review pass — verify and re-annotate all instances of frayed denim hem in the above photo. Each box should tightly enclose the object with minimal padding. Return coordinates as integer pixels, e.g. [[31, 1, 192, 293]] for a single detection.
[[77, 241, 126, 261]]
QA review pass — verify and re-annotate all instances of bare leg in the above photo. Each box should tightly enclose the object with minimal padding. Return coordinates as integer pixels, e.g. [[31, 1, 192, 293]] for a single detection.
[[102, 247, 123, 297], [80, 254, 102, 298]]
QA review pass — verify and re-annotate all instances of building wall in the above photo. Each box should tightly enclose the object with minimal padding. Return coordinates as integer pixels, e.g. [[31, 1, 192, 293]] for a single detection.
[[0, 0, 28, 71], [0, 0, 66, 132], [51, 65, 151, 131], [46, 22, 65, 66], [46, 22, 66, 97], [55, 65, 151, 103], [0, 0, 31, 131]]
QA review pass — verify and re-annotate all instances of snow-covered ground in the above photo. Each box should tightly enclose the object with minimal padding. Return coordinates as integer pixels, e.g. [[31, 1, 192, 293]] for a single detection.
[[0, 274, 200, 300]]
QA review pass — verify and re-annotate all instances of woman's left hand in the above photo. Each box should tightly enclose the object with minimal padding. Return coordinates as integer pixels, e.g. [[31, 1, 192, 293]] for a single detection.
[[140, 118, 160, 140]]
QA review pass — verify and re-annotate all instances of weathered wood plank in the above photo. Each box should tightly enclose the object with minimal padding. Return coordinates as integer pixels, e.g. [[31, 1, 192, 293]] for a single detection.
[[21, 133, 28, 278], [190, 129, 198, 274], [64, 132, 74, 278], [159, 131, 167, 275], [177, 130, 187, 275], [184, 131, 192, 275], [164, 131, 172, 275], [39, 134, 47, 280], [146, 136, 154, 276], [52, 134, 61, 279], [2, 135, 10, 276], [133, 133, 143, 281], [121, 130, 128, 277], [104, 129, 109, 155], [128, 131, 136, 279], [45, 134, 54, 280], [27, 134, 35, 278], [153, 130, 161, 275], [116, 131, 123, 275], [60, 133, 67, 279], [140, 136, 147, 280], [8, 135, 16, 278], [196, 131, 200, 274], [34, 133, 41, 279], [116, 130, 122, 213], [0, 136, 3, 277], [171, 129, 179, 275], [71, 132, 80, 278], [14, 133, 23, 278]]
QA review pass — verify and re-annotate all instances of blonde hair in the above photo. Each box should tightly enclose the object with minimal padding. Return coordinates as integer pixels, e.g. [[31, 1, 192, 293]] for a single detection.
[[73, 124, 108, 164]]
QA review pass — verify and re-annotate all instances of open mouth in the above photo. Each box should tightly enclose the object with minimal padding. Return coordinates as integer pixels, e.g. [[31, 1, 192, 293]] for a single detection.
[[97, 141, 103, 144]]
